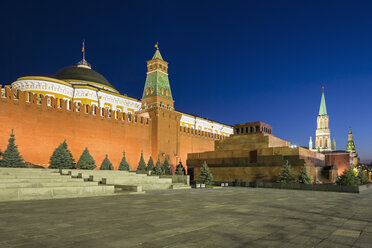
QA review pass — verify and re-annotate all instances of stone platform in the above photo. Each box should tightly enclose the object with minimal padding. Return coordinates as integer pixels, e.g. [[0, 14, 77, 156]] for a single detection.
[[0, 168, 115, 202], [0, 168, 191, 202], [0, 188, 371, 247], [61, 169, 191, 191]]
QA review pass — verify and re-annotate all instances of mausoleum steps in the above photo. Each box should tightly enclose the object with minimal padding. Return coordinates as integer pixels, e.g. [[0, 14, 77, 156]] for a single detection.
[[0, 168, 115, 202], [171, 183, 192, 190], [102, 177, 172, 185], [62, 169, 147, 178], [0, 181, 99, 189], [0, 175, 66, 179], [0, 178, 84, 183], [0, 168, 190, 200], [0, 185, 115, 201], [61, 169, 190, 192]]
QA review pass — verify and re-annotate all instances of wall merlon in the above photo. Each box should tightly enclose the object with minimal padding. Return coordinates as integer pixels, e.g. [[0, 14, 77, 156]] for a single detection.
[[179, 126, 223, 140], [0, 86, 151, 127]]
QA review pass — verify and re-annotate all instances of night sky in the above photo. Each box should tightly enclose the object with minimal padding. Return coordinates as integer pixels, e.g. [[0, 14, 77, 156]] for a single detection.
[[1, 0, 371, 162]]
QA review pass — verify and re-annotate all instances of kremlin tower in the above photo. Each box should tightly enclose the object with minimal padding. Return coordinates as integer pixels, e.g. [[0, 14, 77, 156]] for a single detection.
[[309, 87, 335, 152], [141, 44, 174, 110], [346, 128, 359, 166]]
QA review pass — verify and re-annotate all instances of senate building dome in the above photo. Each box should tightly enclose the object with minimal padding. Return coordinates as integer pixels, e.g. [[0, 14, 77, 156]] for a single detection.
[[54, 60, 118, 93]]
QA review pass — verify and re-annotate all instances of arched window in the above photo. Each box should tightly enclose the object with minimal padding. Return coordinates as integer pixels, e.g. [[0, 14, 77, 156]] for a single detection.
[[320, 138, 322, 148], [165, 90, 169, 96], [150, 88, 154, 94], [161, 88, 164, 95]]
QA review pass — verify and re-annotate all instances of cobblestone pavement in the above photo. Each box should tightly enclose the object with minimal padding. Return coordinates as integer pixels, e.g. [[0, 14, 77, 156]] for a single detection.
[[0, 187, 372, 248]]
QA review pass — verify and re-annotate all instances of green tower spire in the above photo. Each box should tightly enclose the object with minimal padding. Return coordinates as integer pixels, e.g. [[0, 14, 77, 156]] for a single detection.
[[318, 86, 327, 116], [142, 44, 173, 102], [152, 49, 163, 60], [346, 128, 356, 152]]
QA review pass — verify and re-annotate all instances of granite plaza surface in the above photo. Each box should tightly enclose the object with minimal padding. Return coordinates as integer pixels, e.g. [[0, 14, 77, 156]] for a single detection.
[[0, 188, 371, 248]]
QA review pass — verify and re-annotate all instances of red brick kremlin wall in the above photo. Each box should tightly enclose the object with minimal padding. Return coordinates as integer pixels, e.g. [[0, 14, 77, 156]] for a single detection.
[[0, 87, 221, 171], [325, 152, 351, 176], [179, 126, 221, 166]]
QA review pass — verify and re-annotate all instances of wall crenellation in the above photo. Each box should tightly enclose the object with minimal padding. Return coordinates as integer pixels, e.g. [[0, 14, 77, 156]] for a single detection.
[[1, 86, 150, 126], [179, 126, 224, 140]]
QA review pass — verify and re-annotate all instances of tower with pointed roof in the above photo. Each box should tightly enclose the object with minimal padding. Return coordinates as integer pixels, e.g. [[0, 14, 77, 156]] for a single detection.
[[346, 128, 359, 166], [141, 45, 174, 110], [137, 44, 182, 165], [309, 87, 334, 152], [346, 128, 356, 153]]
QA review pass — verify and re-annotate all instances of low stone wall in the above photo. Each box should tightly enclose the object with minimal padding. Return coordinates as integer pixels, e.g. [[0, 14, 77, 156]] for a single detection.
[[192, 164, 317, 183], [160, 175, 190, 186], [232, 180, 372, 193]]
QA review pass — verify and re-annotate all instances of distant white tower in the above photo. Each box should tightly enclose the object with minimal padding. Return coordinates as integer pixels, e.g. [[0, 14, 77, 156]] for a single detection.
[[309, 136, 313, 150]]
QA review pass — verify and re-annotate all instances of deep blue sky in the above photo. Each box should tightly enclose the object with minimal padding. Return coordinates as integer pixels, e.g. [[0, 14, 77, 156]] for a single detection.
[[1, 0, 371, 162]]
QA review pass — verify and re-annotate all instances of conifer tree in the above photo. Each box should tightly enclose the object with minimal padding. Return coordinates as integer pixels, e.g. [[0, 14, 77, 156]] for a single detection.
[[198, 161, 213, 185], [100, 155, 113, 170], [298, 164, 311, 184], [154, 158, 164, 175], [277, 160, 294, 183], [147, 156, 155, 173], [337, 169, 359, 186], [163, 157, 172, 175], [0, 130, 25, 168], [76, 148, 96, 170], [49, 140, 75, 169], [357, 170, 369, 185], [176, 162, 185, 175], [136, 152, 147, 171], [118, 152, 131, 171]]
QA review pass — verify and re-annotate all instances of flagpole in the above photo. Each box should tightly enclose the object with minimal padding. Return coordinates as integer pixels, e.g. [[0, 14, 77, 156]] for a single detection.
[[82, 40, 85, 62]]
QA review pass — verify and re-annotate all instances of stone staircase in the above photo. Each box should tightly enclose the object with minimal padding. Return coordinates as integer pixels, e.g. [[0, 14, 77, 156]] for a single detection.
[[61, 169, 191, 191], [171, 183, 192, 190], [0, 168, 191, 202], [0, 168, 115, 202]]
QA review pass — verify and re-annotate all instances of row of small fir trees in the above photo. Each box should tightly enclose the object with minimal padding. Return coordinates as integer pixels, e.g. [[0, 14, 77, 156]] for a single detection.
[[48, 141, 121, 171], [49, 141, 174, 174], [336, 168, 369, 186], [278, 160, 370, 186], [277, 160, 312, 184], [0, 130, 181, 175]]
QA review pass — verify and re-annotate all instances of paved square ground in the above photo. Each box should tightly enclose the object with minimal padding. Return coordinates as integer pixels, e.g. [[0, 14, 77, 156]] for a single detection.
[[0, 188, 372, 248]]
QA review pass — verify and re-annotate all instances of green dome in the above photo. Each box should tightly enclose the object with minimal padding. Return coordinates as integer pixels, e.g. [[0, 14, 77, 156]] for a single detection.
[[54, 63, 116, 91]]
